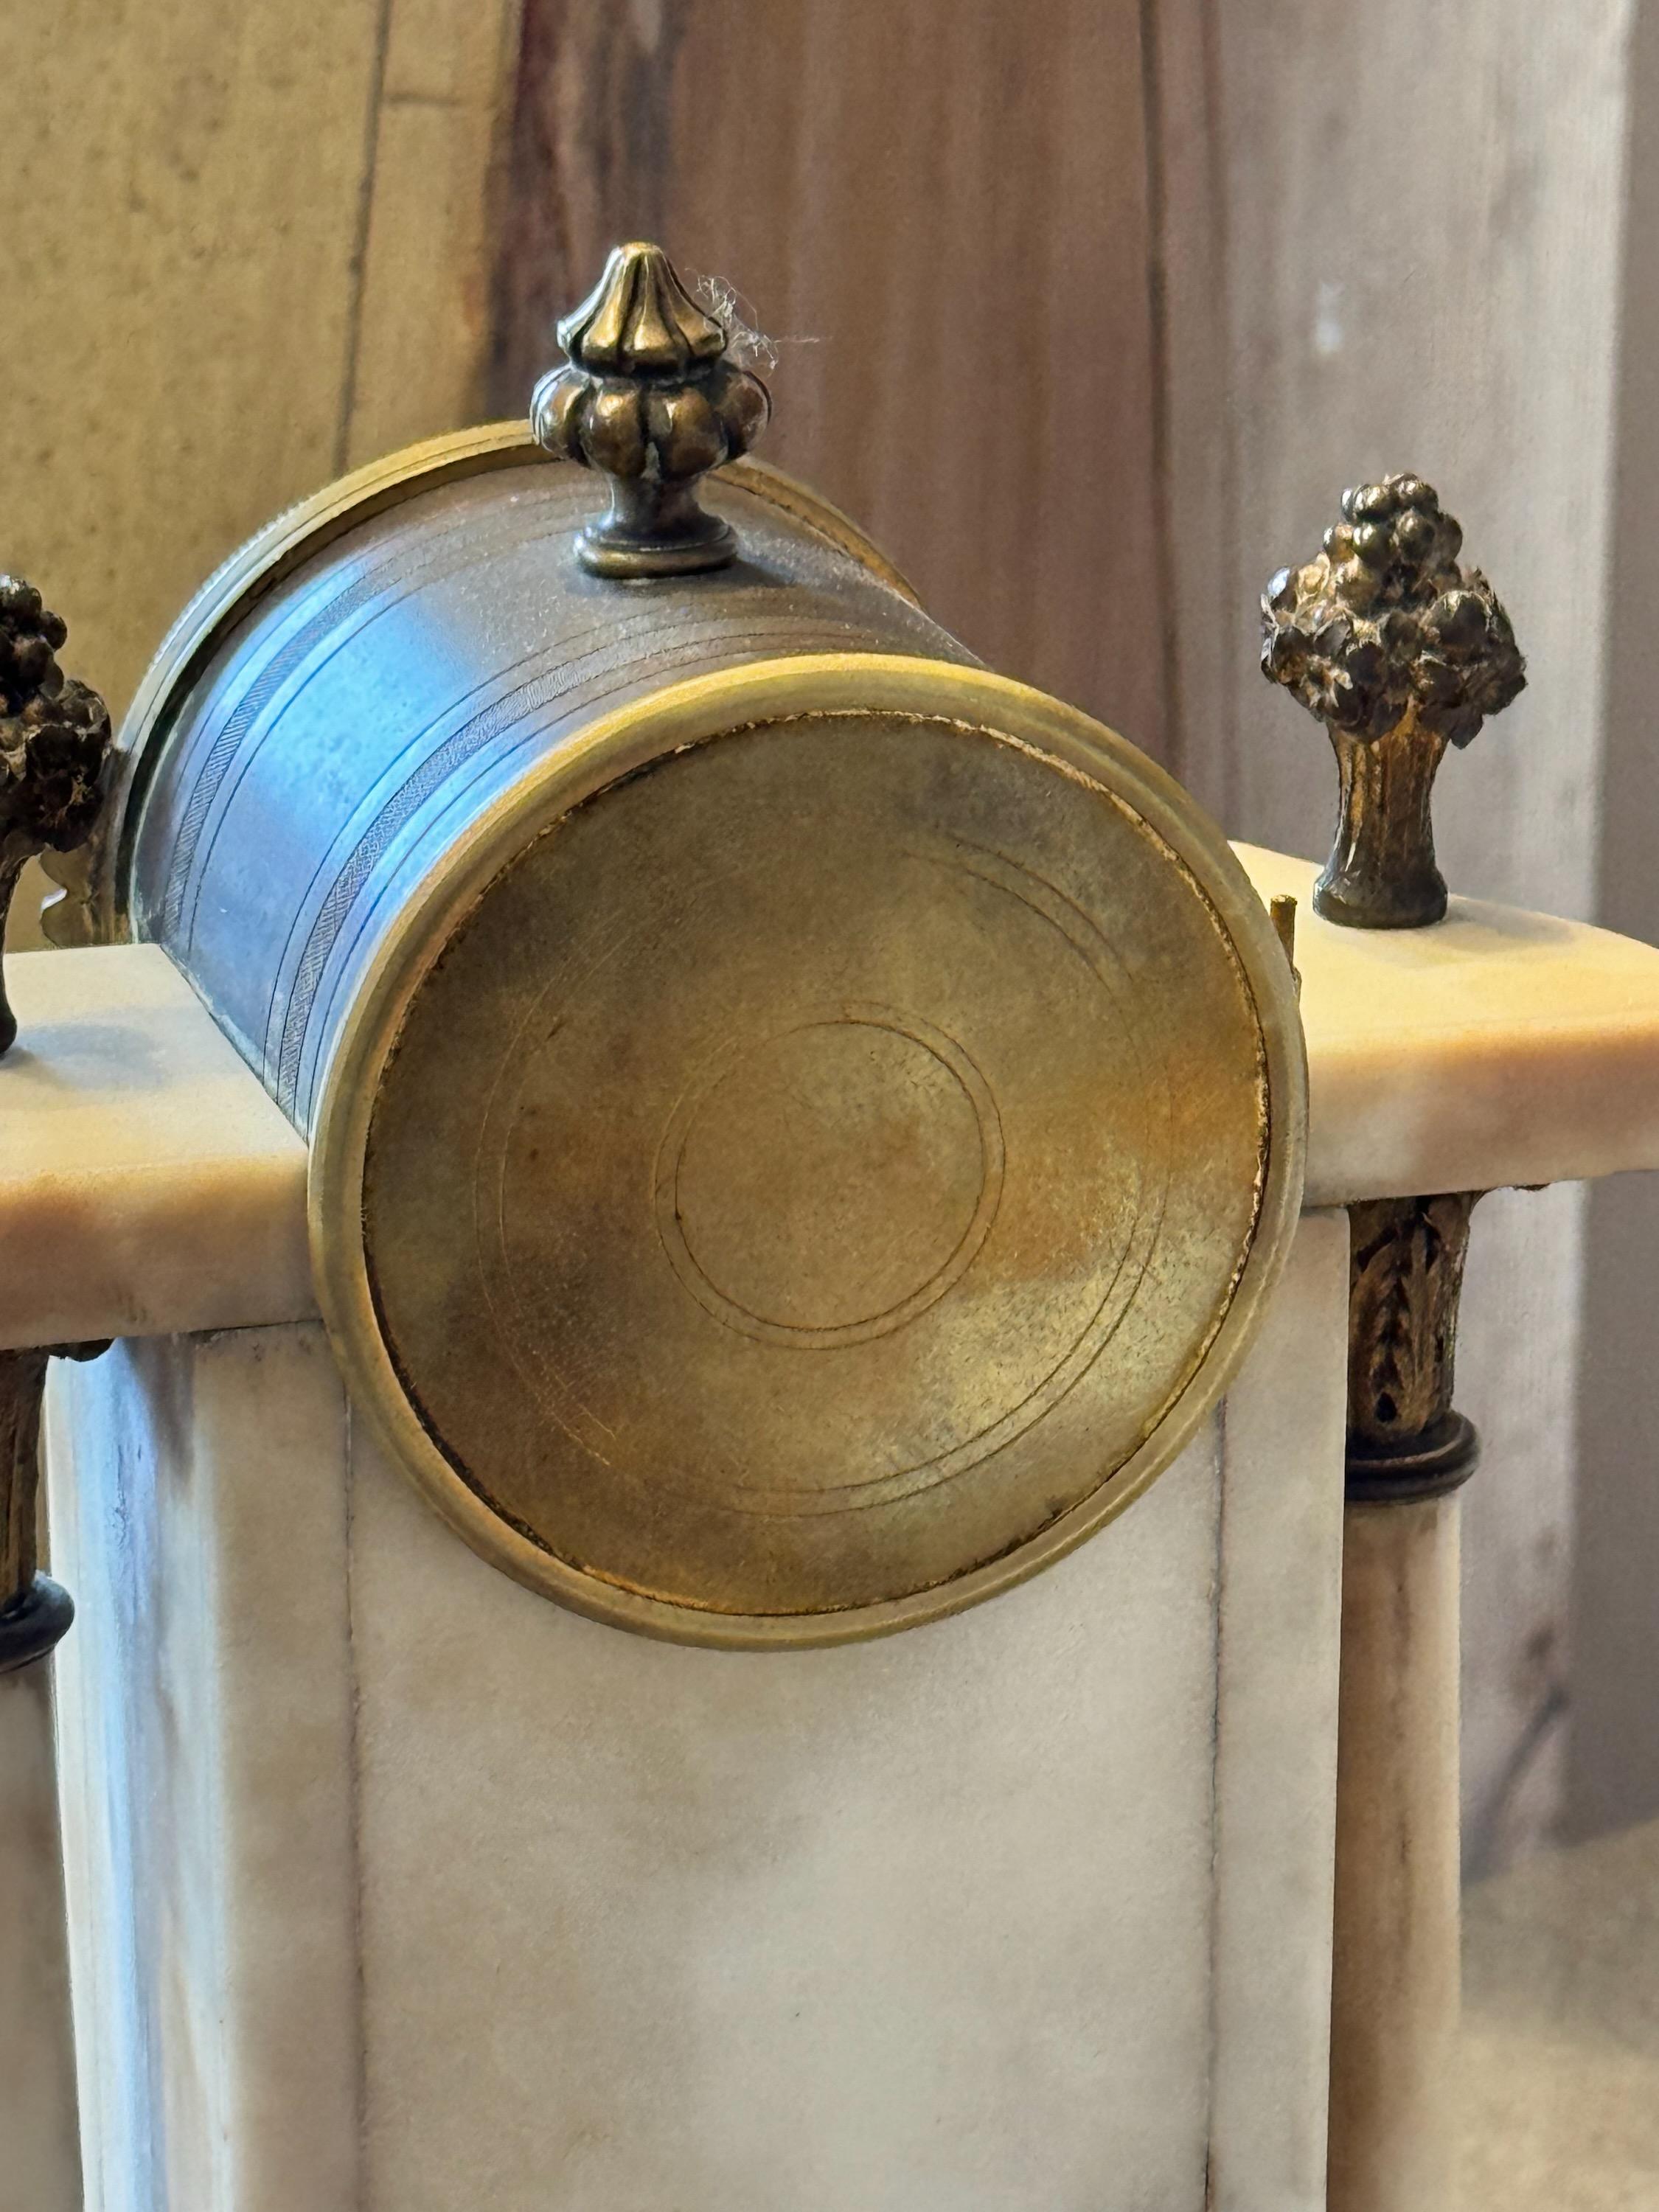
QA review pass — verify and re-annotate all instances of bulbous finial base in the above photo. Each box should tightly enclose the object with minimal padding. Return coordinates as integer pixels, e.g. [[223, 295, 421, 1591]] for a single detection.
[[575, 476, 738, 580]]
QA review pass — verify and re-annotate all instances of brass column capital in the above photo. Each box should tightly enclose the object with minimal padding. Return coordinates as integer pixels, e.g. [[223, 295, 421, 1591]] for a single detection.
[[1343, 1192, 1482, 1503]]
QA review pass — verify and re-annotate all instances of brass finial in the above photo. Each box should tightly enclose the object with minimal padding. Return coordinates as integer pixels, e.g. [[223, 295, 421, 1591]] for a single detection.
[[531, 242, 771, 580], [1260, 474, 1525, 928], [0, 577, 112, 1057]]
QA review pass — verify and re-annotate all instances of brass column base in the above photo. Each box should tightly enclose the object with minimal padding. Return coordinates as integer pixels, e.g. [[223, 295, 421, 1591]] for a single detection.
[[0, 1575, 74, 1677], [1345, 1410, 1480, 1505]]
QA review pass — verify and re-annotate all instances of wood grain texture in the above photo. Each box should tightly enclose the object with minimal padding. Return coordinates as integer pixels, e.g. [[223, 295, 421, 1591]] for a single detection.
[[487, 0, 1169, 751], [1139, 0, 1234, 809], [7, 0, 386, 717], [488, 0, 1644, 1875], [1197, 0, 1635, 1874], [1572, 0, 1659, 1851], [344, 0, 525, 466], [3, 0, 520, 958]]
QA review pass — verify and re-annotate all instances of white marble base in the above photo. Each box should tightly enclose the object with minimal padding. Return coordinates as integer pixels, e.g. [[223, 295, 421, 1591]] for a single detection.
[[46, 1214, 1347, 2212], [1329, 1500, 1462, 2212], [46, 1326, 358, 2212], [1209, 1211, 1349, 2208]]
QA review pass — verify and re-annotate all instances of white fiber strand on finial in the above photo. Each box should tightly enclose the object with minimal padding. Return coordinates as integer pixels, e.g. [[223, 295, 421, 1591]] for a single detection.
[[691, 273, 820, 375]]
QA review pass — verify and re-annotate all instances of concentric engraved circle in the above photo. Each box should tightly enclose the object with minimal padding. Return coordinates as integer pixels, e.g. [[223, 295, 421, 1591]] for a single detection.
[[654, 1005, 1005, 1349], [325, 656, 1306, 1646]]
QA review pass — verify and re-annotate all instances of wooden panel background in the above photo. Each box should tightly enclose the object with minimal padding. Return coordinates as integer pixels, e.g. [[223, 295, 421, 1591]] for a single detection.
[[1573, 0, 1659, 1849], [487, 0, 1169, 755], [11, 0, 386, 717], [4, 0, 520, 952], [1197, 3, 1635, 1874], [488, 0, 1638, 1873], [6, 0, 1652, 1877]]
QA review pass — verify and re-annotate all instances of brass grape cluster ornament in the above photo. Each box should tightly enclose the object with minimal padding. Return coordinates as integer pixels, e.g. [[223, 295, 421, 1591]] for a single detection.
[[0, 577, 111, 1055], [1261, 474, 1525, 928]]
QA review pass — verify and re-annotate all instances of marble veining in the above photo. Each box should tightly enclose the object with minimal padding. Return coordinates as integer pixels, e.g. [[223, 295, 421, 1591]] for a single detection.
[[1237, 845, 1659, 1203], [41, 1219, 1346, 2211]]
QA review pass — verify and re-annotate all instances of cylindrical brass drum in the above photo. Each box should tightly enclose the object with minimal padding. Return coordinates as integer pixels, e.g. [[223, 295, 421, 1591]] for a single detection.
[[91, 266, 1305, 1647]]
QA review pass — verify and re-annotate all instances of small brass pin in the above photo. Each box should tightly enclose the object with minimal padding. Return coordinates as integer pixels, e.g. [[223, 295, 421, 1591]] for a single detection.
[[1269, 891, 1301, 998]]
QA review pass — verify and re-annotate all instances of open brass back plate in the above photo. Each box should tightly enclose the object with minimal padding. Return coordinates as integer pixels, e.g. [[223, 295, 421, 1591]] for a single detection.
[[316, 658, 1304, 1645]]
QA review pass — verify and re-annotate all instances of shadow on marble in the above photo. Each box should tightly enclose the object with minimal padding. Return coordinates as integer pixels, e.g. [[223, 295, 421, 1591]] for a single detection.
[[1460, 1814, 1659, 2208]]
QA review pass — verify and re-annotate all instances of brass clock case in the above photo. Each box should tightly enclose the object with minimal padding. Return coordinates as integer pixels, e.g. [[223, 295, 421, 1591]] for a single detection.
[[311, 654, 1305, 1646]]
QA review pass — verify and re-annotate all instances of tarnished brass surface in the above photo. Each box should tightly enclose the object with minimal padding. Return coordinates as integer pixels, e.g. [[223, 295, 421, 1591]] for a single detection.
[[53, 427, 913, 951], [1270, 892, 1301, 998], [532, 243, 771, 577], [108, 406, 1304, 1642], [1344, 1193, 1481, 1502], [315, 656, 1305, 1644], [1261, 475, 1525, 929], [119, 457, 961, 1135]]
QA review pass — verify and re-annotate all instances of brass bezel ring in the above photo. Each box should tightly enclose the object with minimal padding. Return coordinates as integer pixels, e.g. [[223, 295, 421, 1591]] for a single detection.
[[309, 653, 1308, 1649]]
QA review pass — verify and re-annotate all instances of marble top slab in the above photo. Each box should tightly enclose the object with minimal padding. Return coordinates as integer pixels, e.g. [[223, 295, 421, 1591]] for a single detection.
[[1237, 846, 1659, 1205], [8, 846, 1659, 1346], [0, 944, 310, 1349]]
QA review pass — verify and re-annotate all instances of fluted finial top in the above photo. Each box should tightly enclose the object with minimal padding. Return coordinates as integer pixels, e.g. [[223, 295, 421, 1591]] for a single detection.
[[557, 242, 726, 376], [0, 577, 112, 1055], [532, 242, 771, 579], [1259, 474, 1526, 928]]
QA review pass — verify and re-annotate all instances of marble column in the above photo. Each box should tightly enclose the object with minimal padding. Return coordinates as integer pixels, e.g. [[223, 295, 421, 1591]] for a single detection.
[[1327, 1500, 1462, 2212]]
